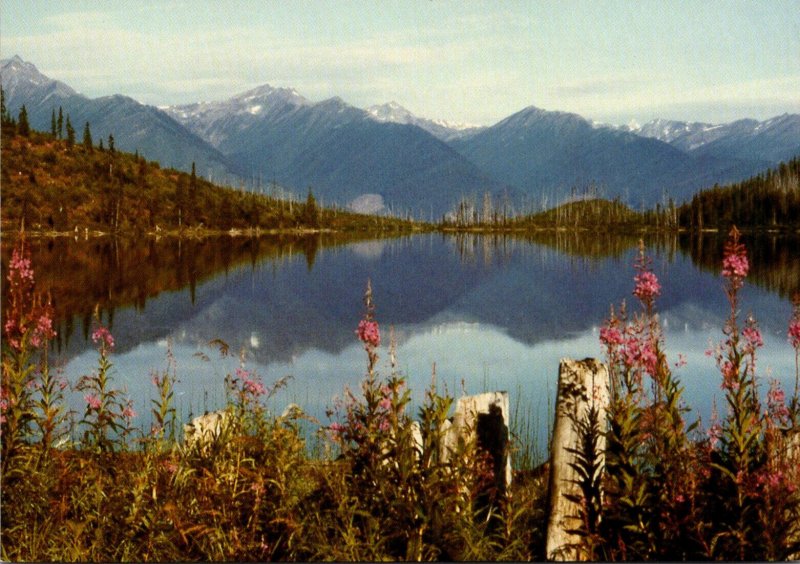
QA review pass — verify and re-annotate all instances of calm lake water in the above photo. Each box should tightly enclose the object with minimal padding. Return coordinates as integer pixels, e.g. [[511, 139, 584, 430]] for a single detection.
[[4, 232, 799, 461]]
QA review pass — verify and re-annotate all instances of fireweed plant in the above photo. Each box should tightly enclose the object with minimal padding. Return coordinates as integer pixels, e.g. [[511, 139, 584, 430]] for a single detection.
[[589, 229, 800, 561], [1, 232, 798, 561], [317, 280, 540, 560]]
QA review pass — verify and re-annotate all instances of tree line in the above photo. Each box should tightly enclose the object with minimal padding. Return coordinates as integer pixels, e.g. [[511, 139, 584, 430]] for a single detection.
[[0, 102, 420, 235], [677, 157, 800, 231]]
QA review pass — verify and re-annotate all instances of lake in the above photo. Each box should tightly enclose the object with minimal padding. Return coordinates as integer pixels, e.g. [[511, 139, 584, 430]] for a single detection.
[[4, 231, 799, 461]]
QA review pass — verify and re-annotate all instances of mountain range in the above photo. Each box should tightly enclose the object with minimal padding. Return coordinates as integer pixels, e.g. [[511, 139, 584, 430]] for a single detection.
[[0, 56, 234, 182], [3, 55, 798, 216]]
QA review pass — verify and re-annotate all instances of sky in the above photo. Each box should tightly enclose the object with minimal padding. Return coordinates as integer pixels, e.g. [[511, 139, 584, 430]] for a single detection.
[[2, 0, 799, 126]]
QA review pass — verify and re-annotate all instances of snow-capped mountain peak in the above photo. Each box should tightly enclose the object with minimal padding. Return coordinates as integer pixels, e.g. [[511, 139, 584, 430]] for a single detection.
[[365, 101, 485, 141], [1, 55, 77, 101], [162, 83, 312, 147]]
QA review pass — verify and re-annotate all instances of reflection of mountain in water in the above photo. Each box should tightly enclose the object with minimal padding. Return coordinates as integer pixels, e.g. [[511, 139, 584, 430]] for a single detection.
[[4, 232, 797, 367]]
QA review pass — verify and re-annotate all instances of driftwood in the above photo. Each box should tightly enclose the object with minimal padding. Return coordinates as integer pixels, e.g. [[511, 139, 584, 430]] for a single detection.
[[546, 358, 610, 561]]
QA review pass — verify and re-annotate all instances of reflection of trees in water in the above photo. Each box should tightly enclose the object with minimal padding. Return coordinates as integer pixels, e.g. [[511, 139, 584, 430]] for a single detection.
[[451, 230, 799, 300], [4, 230, 797, 357], [678, 232, 800, 299], [449, 231, 677, 265], [0, 233, 372, 351]]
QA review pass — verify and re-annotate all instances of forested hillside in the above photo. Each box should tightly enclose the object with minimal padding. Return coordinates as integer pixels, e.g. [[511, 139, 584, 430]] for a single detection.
[[0, 109, 421, 235], [678, 157, 800, 230]]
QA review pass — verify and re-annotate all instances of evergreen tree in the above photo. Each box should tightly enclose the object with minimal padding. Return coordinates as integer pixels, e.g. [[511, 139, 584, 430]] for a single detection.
[[0, 86, 13, 135], [98, 139, 104, 151], [17, 105, 30, 137], [57, 107, 64, 139], [301, 189, 320, 228], [65, 116, 75, 149], [108, 133, 115, 153], [83, 122, 93, 152], [51, 109, 57, 136]]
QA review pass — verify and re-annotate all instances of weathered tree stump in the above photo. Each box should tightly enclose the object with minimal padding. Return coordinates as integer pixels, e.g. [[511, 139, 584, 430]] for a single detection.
[[444, 391, 512, 492], [183, 410, 230, 453], [546, 358, 609, 561]]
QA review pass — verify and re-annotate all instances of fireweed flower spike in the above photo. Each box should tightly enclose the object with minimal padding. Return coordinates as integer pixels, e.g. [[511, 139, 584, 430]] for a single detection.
[[91, 326, 115, 352], [789, 293, 800, 413], [356, 319, 380, 348]]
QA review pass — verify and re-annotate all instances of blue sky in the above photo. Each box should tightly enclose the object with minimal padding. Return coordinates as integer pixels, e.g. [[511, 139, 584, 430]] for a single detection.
[[2, 0, 798, 125]]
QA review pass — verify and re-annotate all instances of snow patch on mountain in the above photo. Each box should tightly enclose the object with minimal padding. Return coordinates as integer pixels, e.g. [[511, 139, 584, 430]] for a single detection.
[[365, 101, 485, 141]]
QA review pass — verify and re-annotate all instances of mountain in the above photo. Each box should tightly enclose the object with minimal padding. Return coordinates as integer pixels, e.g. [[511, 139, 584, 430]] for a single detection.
[[623, 118, 718, 149], [5, 55, 796, 215], [163, 84, 311, 148], [449, 106, 773, 206], [167, 89, 511, 217], [365, 101, 485, 142], [0, 56, 236, 181], [627, 115, 800, 164]]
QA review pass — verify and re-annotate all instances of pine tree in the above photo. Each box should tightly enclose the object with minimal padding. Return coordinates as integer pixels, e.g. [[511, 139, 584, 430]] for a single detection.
[[83, 122, 94, 152], [17, 105, 30, 137], [57, 107, 64, 139], [302, 189, 320, 228], [98, 139, 104, 151], [0, 86, 6, 124], [65, 116, 75, 149], [108, 133, 115, 153], [51, 109, 57, 136], [0, 87, 14, 137]]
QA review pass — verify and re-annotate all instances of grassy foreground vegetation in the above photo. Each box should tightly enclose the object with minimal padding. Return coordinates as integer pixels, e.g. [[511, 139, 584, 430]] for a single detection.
[[2, 228, 800, 561]]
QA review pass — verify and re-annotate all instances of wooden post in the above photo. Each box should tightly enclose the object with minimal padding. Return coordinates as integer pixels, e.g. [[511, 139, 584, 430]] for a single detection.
[[546, 358, 609, 561]]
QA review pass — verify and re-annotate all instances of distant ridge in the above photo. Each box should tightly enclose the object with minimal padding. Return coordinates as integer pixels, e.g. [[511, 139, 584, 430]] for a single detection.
[[3, 55, 797, 215], [0, 56, 236, 182]]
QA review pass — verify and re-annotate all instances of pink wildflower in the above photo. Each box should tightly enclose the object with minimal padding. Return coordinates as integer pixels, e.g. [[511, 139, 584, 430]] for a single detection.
[[8, 247, 34, 284], [244, 379, 266, 396], [721, 227, 749, 289], [767, 380, 790, 423], [633, 270, 661, 303], [600, 326, 624, 347], [742, 326, 763, 350], [236, 367, 266, 397], [84, 394, 102, 410], [640, 340, 658, 374], [788, 318, 800, 349], [122, 403, 137, 420], [720, 361, 739, 392], [722, 252, 749, 279], [356, 319, 380, 348], [29, 313, 55, 348], [91, 326, 115, 351], [0, 394, 8, 425]]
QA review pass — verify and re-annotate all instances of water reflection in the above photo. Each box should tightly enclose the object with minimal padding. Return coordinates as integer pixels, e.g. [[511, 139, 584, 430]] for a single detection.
[[2, 231, 798, 454]]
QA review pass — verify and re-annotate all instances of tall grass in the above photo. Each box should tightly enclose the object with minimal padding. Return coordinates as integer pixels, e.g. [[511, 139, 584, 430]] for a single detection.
[[2, 229, 799, 561]]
